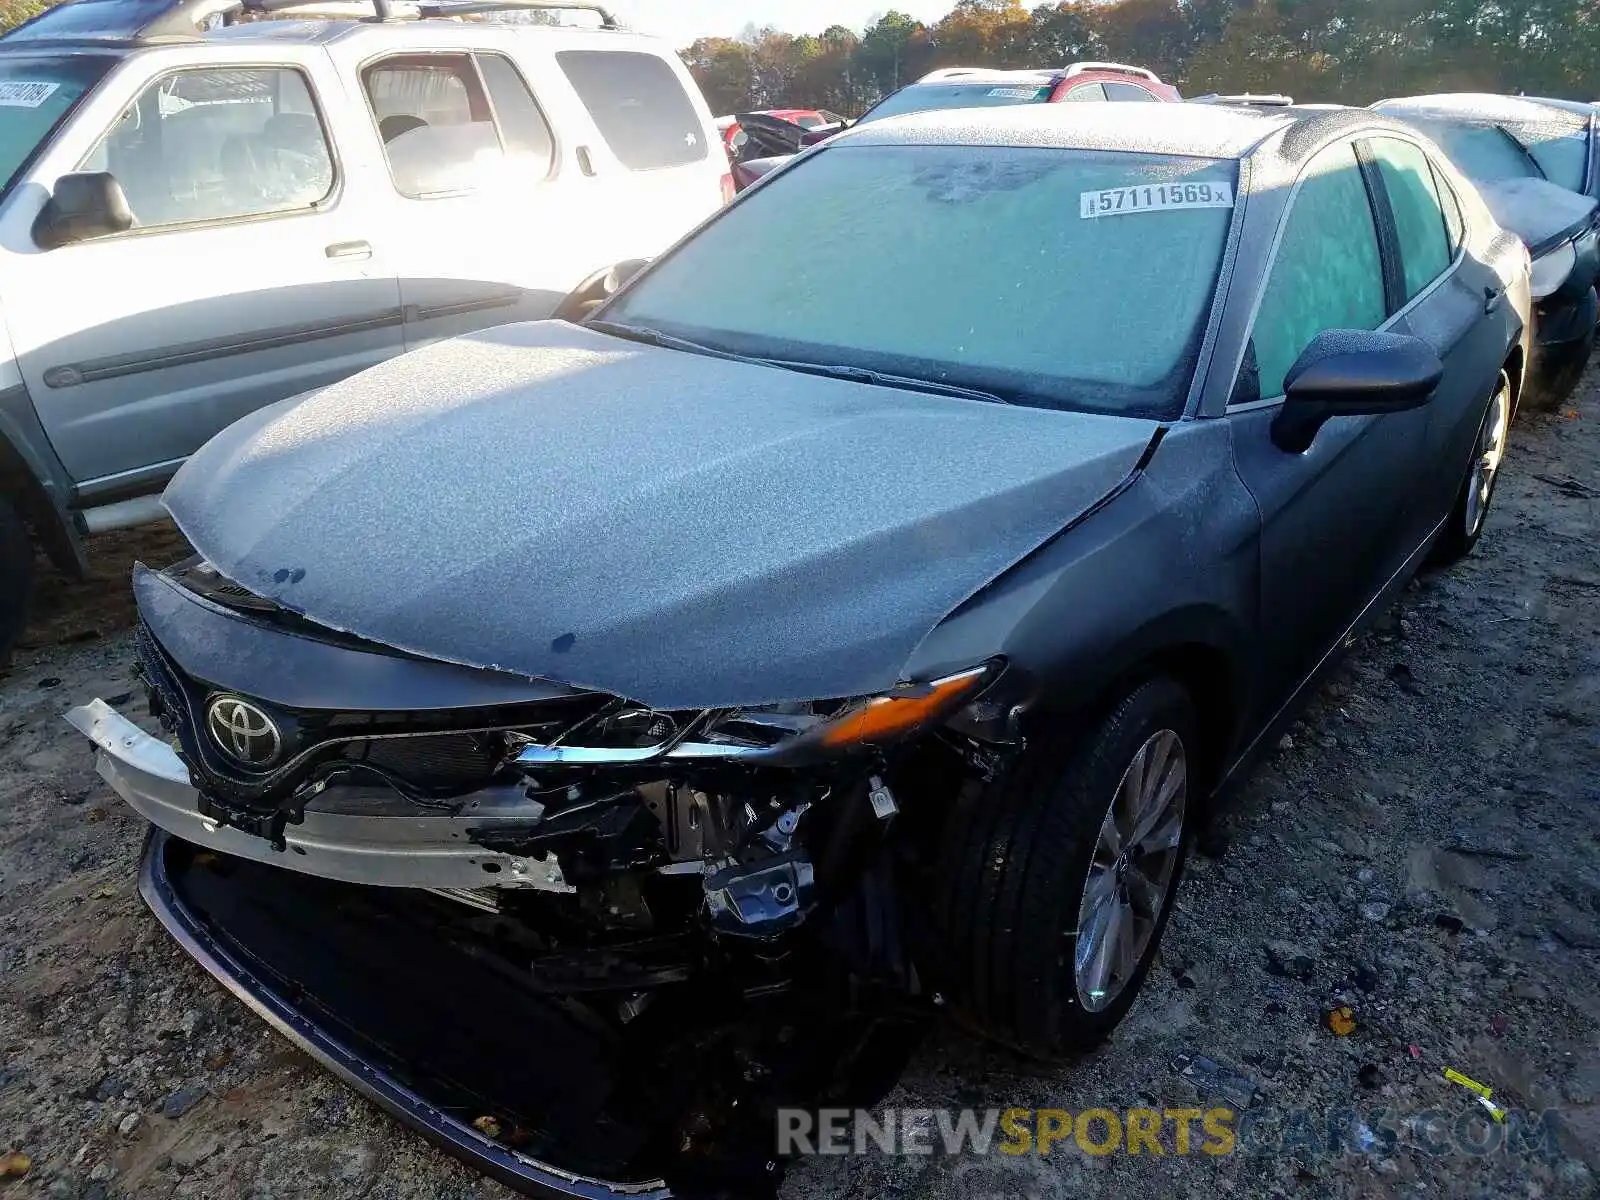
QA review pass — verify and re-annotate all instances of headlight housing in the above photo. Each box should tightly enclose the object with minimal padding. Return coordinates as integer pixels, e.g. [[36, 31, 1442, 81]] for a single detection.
[[514, 664, 1002, 768], [1530, 238, 1577, 300]]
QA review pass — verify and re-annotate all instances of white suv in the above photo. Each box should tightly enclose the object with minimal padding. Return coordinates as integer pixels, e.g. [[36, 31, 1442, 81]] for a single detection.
[[0, 0, 728, 660]]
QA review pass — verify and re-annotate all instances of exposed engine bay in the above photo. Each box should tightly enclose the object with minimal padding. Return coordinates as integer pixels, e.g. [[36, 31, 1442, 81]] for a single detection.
[[84, 556, 1033, 1193]]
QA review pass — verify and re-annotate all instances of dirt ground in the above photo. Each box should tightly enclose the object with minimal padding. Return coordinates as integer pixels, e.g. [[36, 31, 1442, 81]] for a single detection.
[[2, 377, 1599, 1200]]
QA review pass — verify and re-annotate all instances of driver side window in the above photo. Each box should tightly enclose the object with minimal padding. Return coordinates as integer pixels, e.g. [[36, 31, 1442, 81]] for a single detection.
[[1246, 142, 1386, 401], [78, 66, 334, 231]]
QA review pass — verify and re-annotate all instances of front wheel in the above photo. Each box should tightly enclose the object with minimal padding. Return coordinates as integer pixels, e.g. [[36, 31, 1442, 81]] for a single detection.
[[935, 677, 1198, 1056], [1430, 370, 1511, 566]]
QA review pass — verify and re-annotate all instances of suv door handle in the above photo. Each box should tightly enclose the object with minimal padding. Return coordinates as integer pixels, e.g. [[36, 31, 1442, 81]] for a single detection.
[[1484, 284, 1506, 313], [326, 240, 372, 261]]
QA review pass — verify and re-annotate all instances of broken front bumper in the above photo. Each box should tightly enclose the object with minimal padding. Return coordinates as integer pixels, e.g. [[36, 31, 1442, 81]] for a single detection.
[[65, 699, 571, 893], [139, 829, 672, 1199]]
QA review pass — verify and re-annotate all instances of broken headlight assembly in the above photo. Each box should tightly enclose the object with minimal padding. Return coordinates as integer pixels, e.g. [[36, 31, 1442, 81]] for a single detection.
[[512, 661, 1003, 768]]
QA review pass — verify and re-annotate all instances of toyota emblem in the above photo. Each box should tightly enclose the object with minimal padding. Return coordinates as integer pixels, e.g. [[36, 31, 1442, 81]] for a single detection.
[[205, 696, 282, 767]]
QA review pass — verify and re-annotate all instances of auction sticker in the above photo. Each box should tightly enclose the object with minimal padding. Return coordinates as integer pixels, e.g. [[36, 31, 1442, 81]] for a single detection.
[[987, 87, 1045, 99], [0, 81, 59, 108], [1080, 181, 1234, 218]]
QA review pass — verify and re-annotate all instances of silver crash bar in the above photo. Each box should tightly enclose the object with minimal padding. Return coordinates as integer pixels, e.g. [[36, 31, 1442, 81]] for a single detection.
[[65, 699, 573, 893]]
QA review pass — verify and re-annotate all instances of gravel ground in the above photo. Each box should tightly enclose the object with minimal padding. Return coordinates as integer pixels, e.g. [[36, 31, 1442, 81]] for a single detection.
[[2, 377, 1599, 1200]]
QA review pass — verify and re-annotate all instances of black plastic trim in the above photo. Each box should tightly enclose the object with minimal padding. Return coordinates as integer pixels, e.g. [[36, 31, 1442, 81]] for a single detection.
[[138, 828, 671, 1200], [44, 306, 404, 388]]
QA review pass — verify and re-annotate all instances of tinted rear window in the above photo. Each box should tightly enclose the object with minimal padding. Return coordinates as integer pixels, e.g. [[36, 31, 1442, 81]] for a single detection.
[[611, 144, 1236, 418], [556, 50, 707, 171], [856, 82, 1054, 126]]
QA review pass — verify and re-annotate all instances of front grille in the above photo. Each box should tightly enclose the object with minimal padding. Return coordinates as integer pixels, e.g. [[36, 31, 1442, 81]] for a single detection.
[[135, 619, 604, 818]]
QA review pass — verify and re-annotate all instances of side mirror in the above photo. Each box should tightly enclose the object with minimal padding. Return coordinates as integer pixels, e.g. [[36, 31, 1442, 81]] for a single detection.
[[1270, 329, 1443, 453], [33, 172, 133, 250], [554, 258, 651, 324]]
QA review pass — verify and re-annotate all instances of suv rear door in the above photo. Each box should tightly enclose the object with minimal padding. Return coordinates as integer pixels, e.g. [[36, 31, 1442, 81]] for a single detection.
[[1, 44, 403, 497], [551, 44, 723, 264], [339, 41, 591, 349]]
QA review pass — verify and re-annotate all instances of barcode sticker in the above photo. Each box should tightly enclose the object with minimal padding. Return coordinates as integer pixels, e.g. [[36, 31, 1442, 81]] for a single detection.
[[0, 81, 59, 108], [987, 87, 1043, 99], [1080, 181, 1235, 218]]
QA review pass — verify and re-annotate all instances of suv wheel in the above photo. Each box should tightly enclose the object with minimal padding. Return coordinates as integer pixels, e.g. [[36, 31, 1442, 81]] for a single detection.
[[0, 493, 33, 667], [936, 676, 1197, 1055]]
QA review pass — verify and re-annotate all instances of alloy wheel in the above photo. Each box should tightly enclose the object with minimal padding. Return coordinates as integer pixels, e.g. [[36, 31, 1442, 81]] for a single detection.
[[1073, 728, 1188, 1012], [1465, 380, 1510, 540]]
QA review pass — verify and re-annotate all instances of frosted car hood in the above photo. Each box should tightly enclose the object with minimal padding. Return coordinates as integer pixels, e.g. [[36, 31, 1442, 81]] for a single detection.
[[165, 322, 1157, 709], [1479, 178, 1597, 254]]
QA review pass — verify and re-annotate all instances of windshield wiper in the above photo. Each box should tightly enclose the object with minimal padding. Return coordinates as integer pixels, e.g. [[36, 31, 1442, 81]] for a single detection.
[[761, 359, 1012, 405], [589, 322, 1011, 405], [585, 320, 761, 365]]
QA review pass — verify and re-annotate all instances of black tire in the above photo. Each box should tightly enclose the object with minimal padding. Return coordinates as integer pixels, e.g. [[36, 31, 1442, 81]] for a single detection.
[[0, 493, 33, 668], [934, 676, 1198, 1056], [1527, 319, 1595, 412], [1430, 370, 1512, 567]]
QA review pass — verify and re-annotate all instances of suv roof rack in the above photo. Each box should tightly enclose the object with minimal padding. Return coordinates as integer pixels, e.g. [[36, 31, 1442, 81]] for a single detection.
[[1063, 61, 1162, 83], [1, 0, 618, 45]]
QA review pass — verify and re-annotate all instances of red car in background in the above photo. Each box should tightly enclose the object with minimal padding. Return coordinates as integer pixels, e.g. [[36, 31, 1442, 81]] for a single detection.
[[728, 63, 1180, 190], [718, 108, 848, 157]]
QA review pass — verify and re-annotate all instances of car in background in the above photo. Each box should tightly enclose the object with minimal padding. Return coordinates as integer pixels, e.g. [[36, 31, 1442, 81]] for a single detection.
[[728, 61, 1178, 191], [70, 100, 1528, 1198], [717, 106, 847, 158], [1373, 94, 1600, 404], [0, 0, 731, 666]]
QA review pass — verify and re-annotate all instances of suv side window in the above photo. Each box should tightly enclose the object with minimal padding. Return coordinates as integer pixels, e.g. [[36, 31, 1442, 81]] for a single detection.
[[364, 53, 496, 197], [1064, 83, 1105, 102], [1248, 142, 1386, 401], [556, 50, 707, 170], [77, 66, 334, 230], [1366, 136, 1453, 301], [1104, 82, 1157, 102], [476, 53, 554, 172]]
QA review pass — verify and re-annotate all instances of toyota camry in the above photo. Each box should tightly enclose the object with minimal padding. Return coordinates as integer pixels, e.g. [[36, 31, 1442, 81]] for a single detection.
[[68, 102, 1529, 1198]]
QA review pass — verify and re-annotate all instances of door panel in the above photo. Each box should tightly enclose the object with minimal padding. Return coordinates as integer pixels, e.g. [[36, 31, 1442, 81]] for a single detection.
[[1228, 141, 1426, 713], [5, 60, 402, 488], [349, 50, 590, 351]]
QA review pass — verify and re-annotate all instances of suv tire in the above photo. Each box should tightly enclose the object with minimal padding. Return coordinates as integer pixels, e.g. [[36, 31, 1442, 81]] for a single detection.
[[935, 676, 1198, 1056], [0, 493, 33, 668]]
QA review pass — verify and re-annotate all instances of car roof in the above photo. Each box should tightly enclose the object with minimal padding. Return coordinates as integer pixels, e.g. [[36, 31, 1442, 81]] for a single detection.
[[196, 16, 655, 49], [831, 102, 1433, 187], [836, 101, 1297, 160], [1374, 93, 1590, 129]]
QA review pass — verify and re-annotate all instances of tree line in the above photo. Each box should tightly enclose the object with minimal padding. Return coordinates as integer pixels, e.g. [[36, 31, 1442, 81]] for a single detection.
[[682, 0, 1600, 118]]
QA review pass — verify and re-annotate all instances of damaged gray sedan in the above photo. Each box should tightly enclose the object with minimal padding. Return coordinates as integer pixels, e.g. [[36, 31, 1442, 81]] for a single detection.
[[69, 102, 1529, 1197]]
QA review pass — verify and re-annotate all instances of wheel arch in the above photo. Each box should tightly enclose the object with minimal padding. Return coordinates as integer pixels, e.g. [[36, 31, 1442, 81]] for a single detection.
[[0, 426, 86, 578]]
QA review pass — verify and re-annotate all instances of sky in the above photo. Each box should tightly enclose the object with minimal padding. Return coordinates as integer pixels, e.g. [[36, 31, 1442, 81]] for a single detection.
[[606, 2, 953, 48]]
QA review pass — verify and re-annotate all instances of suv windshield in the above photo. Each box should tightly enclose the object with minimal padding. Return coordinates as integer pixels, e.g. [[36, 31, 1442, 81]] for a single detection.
[[856, 81, 1054, 126], [0, 55, 113, 198], [608, 144, 1236, 418]]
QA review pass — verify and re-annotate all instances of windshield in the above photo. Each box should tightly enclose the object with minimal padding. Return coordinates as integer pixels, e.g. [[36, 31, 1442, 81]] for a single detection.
[[856, 82, 1055, 126], [1408, 117, 1544, 184], [608, 144, 1236, 417], [1500, 117, 1590, 192], [0, 55, 112, 198]]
